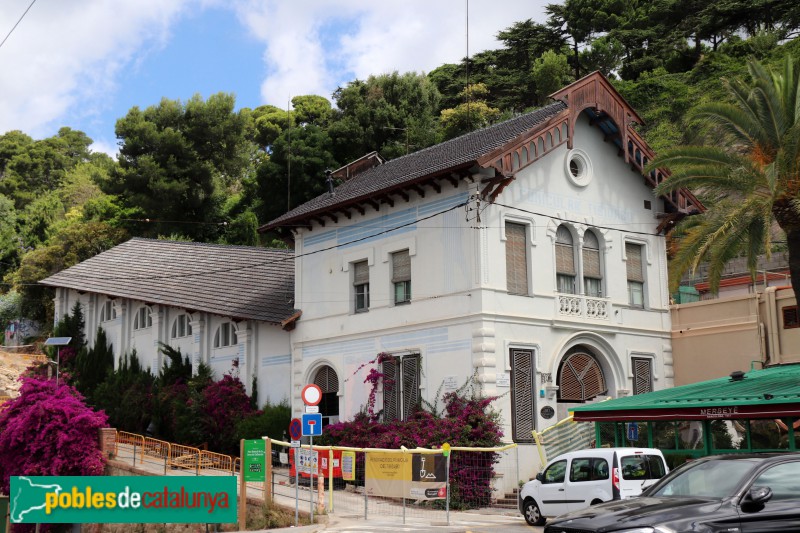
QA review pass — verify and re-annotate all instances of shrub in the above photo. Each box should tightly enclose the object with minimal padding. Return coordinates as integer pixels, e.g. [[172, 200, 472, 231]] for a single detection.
[[201, 373, 254, 454], [0, 377, 108, 493], [236, 400, 292, 442], [321, 370, 503, 509]]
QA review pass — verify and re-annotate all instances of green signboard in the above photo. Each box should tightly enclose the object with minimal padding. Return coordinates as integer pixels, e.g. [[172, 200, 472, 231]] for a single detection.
[[243, 439, 266, 482], [9, 476, 236, 524]]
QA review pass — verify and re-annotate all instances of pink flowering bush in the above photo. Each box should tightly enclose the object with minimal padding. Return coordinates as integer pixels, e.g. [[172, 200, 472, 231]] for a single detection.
[[201, 373, 255, 454], [0, 377, 108, 493], [321, 366, 503, 509]]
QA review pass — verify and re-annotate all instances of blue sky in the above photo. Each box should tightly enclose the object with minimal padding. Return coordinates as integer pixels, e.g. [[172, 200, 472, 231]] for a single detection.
[[0, 0, 548, 156]]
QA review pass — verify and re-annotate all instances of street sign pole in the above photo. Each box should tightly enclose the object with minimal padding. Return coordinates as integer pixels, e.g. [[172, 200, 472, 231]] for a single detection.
[[310, 435, 314, 524]]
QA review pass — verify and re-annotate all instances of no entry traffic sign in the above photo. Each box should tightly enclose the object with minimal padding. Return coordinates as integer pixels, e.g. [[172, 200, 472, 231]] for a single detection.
[[301, 384, 322, 406]]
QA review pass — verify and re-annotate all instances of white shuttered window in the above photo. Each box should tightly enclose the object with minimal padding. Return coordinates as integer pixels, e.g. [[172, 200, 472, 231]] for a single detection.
[[505, 222, 529, 295]]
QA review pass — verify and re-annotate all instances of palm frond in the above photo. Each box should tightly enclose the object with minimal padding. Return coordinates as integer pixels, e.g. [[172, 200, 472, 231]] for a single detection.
[[692, 101, 767, 149]]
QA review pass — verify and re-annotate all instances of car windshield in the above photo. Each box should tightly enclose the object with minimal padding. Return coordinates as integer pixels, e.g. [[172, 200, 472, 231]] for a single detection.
[[650, 459, 757, 499]]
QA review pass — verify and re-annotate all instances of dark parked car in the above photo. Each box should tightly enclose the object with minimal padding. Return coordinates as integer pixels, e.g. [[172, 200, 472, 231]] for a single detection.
[[544, 453, 800, 533]]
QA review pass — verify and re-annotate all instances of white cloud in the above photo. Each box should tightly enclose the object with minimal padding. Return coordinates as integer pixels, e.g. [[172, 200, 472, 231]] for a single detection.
[[234, 0, 549, 106], [0, 0, 549, 138], [0, 0, 191, 137]]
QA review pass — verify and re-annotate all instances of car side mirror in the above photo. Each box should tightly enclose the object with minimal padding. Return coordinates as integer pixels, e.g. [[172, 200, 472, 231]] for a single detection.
[[535, 472, 544, 483], [741, 486, 773, 512]]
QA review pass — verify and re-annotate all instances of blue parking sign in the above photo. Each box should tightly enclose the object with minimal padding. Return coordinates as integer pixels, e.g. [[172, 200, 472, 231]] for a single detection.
[[626, 422, 639, 441], [302, 413, 323, 436]]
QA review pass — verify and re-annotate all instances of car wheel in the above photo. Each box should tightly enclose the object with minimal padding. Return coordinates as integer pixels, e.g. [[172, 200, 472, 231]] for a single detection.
[[523, 499, 546, 526]]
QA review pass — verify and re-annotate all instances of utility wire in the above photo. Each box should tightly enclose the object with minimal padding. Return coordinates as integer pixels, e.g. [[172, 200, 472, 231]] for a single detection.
[[0, 0, 36, 51], [492, 202, 664, 237], [47, 200, 470, 283]]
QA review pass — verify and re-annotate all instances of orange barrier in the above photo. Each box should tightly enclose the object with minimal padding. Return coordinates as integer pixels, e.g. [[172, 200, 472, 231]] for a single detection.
[[113, 430, 238, 475]]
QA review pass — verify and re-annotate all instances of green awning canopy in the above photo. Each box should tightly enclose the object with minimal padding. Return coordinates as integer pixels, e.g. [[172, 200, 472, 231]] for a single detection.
[[571, 364, 800, 422]]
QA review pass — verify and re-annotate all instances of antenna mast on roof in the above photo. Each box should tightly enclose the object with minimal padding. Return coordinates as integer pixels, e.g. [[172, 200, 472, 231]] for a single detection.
[[287, 98, 291, 212], [465, 0, 471, 132]]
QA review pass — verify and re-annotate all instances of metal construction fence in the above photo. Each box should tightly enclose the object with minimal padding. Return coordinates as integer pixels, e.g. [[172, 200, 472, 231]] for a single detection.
[[266, 439, 520, 524], [532, 415, 595, 465], [112, 431, 521, 525]]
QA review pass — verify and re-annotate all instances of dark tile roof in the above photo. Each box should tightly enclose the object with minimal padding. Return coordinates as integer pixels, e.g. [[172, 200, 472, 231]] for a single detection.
[[262, 101, 567, 229], [40, 238, 296, 324]]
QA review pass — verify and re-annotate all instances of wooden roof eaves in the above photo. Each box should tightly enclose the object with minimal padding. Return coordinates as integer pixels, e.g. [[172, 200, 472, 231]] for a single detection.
[[260, 161, 476, 232], [475, 108, 571, 171], [549, 71, 644, 126]]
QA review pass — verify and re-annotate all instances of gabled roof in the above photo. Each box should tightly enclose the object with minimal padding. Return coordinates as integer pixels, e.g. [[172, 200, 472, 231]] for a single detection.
[[260, 71, 703, 234], [260, 101, 568, 231], [571, 364, 800, 421], [39, 238, 296, 324]]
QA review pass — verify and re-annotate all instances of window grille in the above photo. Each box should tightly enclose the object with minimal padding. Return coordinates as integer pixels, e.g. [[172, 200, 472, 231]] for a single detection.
[[559, 351, 607, 402], [505, 222, 529, 295], [632, 357, 653, 395], [510, 349, 535, 442]]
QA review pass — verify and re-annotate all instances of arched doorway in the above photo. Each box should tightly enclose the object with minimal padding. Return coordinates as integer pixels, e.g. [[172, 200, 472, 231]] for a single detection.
[[313, 365, 340, 428]]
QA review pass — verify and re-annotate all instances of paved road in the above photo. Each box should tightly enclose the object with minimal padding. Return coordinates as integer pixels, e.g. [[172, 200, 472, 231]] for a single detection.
[[261, 512, 543, 533]]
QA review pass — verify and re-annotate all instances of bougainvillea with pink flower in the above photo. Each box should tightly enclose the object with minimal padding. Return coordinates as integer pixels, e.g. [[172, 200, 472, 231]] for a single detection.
[[321, 359, 504, 509], [0, 377, 108, 493]]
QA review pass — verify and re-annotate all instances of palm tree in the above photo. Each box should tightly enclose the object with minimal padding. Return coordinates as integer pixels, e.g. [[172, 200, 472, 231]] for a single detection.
[[650, 55, 800, 297]]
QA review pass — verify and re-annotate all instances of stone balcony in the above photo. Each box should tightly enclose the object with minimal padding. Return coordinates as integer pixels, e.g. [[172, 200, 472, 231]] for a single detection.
[[556, 293, 610, 320]]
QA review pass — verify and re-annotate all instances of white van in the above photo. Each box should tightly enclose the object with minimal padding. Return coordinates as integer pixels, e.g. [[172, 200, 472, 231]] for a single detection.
[[518, 447, 668, 526]]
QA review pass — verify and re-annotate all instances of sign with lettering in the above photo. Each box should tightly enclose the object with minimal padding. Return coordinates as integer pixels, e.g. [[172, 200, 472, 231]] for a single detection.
[[242, 440, 266, 482], [365, 453, 445, 500]]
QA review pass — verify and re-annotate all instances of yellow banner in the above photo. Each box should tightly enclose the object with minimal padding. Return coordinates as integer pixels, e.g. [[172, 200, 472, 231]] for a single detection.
[[341, 451, 356, 481], [365, 453, 446, 500]]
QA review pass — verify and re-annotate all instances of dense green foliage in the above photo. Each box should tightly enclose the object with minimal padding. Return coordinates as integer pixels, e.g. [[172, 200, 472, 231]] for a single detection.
[[0, 2, 798, 334], [651, 54, 800, 298]]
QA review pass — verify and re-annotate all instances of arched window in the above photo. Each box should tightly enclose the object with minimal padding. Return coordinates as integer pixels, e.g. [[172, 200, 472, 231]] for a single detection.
[[313, 365, 340, 428], [555, 225, 576, 294], [582, 231, 602, 297], [213, 322, 238, 348], [171, 314, 193, 339], [133, 306, 152, 330], [99, 300, 116, 322], [559, 351, 607, 402]]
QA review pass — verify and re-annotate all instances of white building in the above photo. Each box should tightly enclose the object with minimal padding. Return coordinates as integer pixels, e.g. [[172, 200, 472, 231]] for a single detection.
[[40, 239, 297, 406], [40, 72, 702, 478], [259, 72, 702, 475]]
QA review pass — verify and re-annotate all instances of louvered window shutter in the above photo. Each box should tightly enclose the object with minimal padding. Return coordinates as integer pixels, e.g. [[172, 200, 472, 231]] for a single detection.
[[511, 349, 535, 442], [582, 232, 601, 278], [556, 227, 576, 275], [314, 365, 340, 393], [401, 355, 420, 418], [626, 243, 644, 282], [382, 357, 399, 422], [632, 358, 653, 395], [353, 261, 369, 285], [505, 222, 529, 294], [392, 251, 410, 283]]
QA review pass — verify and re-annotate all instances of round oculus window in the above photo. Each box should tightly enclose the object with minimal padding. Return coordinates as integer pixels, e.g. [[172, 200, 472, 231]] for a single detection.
[[565, 149, 593, 187]]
